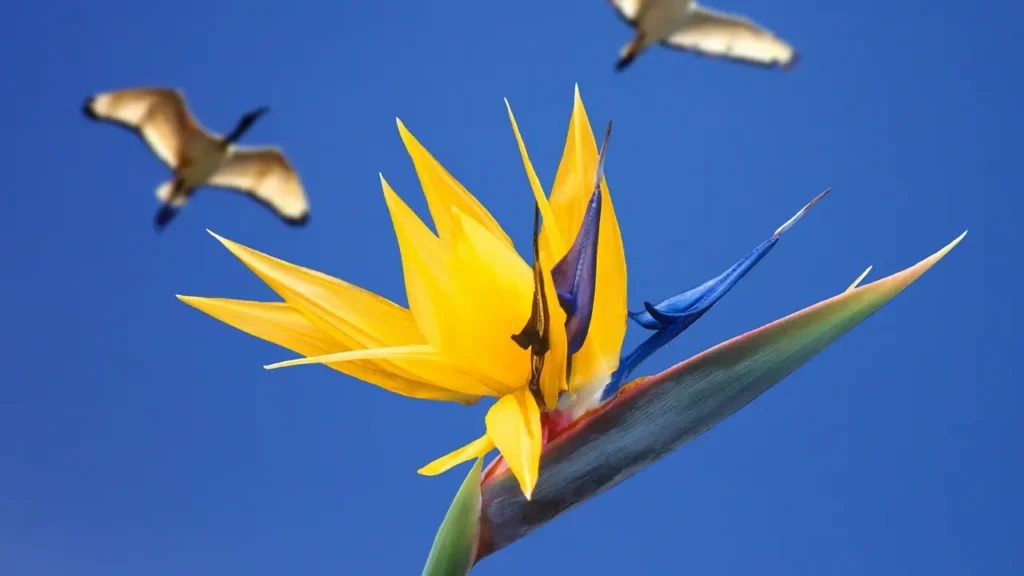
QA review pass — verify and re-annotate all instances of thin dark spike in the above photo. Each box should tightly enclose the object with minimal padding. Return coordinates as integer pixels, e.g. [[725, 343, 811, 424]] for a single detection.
[[512, 201, 552, 409]]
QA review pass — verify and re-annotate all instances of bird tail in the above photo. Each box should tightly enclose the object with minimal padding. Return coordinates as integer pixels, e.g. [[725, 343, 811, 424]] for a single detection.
[[154, 204, 180, 230], [154, 180, 188, 230], [615, 35, 645, 72]]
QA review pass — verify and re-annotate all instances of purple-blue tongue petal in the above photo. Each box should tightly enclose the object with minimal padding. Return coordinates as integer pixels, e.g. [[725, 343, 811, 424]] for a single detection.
[[551, 121, 611, 355]]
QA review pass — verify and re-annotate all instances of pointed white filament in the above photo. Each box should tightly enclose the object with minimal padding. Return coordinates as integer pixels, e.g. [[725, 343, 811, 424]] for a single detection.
[[845, 265, 873, 292], [774, 187, 832, 238]]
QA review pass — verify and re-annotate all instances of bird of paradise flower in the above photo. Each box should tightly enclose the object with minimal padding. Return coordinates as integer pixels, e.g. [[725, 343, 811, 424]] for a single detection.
[[176, 85, 965, 575]]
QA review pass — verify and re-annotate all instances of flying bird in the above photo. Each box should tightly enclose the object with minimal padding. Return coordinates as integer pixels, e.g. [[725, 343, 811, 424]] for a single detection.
[[608, 0, 798, 72], [82, 87, 310, 229]]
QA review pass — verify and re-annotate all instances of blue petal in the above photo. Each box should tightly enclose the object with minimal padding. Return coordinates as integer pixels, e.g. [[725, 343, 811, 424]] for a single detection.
[[604, 188, 831, 399], [607, 236, 778, 395], [643, 301, 680, 326], [626, 309, 662, 330], [551, 121, 611, 356], [630, 236, 778, 330], [627, 276, 722, 329], [628, 281, 706, 329]]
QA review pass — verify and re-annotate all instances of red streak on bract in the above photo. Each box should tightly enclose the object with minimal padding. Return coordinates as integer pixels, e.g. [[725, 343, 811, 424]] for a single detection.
[[480, 407, 599, 484], [480, 378, 652, 485]]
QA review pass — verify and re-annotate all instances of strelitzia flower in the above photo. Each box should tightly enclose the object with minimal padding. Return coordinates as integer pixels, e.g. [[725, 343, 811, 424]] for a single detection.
[[172, 86, 966, 576], [178, 86, 629, 501]]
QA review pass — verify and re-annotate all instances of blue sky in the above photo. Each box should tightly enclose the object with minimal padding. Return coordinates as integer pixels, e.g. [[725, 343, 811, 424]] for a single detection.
[[2, 0, 1021, 573]]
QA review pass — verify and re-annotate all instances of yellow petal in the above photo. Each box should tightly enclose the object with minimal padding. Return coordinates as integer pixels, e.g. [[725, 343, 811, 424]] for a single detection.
[[536, 238, 569, 407], [485, 389, 543, 500], [549, 85, 602, 244], [381, 178, 513, 397], [264, 344, 436, 370], [418, 434, 494, 476], [202, 231, 496, 398], [445, 207, 534, 394], [548, 85, 627, 389], [396, 118, 513, 247], [206, 230, 417, 350], [177, 296, 335, 354], [380, 175, 451, 349], [177, 296, 480, 404], [504, 98, 565, 260]]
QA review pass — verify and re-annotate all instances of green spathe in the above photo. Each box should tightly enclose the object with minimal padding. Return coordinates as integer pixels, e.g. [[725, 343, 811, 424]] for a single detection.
[[421, 458, 483, 576]]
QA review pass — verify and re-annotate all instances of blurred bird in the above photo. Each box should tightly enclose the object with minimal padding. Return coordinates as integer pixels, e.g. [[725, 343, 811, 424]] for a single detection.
[[608, 0, 798, 72], [82, 87, 310, 230]]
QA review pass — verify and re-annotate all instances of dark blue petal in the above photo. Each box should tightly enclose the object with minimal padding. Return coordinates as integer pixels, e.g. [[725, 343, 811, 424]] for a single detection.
[[551, 121, 611, 356], [604, 188, 831, 399], [552, 188, 601, 354]]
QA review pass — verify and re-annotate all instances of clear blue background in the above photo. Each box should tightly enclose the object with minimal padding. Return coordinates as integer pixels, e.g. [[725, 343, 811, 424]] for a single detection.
[[2, 0, 1019, 573]]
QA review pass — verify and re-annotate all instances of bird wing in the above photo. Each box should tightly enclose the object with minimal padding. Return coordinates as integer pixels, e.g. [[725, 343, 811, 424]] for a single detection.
[[663, 4, 798, 69], [83, 88, 200, 168], [207, 146, 310, 224], [608, 0, 643, 23]]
